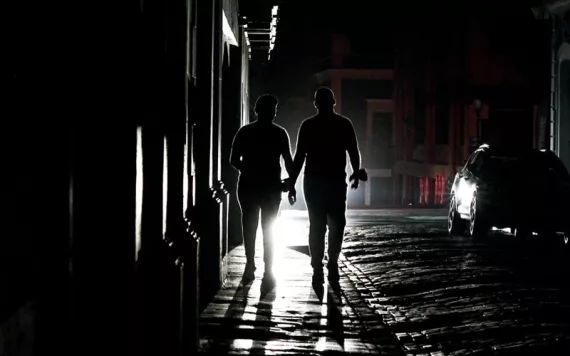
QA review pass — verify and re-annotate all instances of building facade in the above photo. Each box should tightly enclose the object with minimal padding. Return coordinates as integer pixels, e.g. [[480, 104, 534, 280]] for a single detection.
[[392, 5, 548, 206], [6, 0, 265, 354], [533, 0, 570, 171], [280, 34, 398, 208]]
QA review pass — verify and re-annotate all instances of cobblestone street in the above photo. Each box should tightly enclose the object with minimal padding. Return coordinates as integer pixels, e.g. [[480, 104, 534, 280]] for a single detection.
[[336, 209, 570, 355], [200, 208, 570, 355]]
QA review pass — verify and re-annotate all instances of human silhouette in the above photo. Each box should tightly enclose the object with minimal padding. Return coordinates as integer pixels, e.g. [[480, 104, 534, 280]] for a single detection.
[[230, 94, 294, 286], [289, 87, 365, 287]]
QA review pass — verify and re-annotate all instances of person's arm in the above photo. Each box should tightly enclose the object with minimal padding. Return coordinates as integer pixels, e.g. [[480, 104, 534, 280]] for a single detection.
[[281, 129, 294, 178], [229, 128, 244, 171], [291, 122, 308, 186], [346, 120, 361, 174]]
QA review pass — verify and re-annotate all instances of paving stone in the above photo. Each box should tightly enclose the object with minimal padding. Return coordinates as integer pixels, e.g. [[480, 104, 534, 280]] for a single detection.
[[198, 243, 389, 355]]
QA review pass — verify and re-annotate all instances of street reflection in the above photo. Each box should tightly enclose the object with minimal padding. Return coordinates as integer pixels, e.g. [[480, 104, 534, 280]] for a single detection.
[[200, 209, 358, 354], [269, 209, 310, 280]]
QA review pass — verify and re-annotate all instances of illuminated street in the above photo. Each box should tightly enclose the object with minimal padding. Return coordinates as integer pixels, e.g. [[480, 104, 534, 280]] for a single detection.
[[200, 208, 570, 355], [340, 209, 570, 355]]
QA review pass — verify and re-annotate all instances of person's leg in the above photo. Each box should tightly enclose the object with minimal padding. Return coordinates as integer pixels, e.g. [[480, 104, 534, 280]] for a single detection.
[[304, 176, 327, 284], [237, 184, 260, 279], [260, 192, 281, 281], [326, 180, 348, 282]]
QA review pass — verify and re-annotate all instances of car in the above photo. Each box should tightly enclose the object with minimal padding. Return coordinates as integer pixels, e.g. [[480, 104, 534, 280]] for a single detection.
[[448, 144, 570, 244]]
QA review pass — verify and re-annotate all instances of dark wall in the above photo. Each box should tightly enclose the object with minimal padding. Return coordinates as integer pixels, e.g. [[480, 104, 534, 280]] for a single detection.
[[1, 61, 35, 325], [341, 78, 393, 139]]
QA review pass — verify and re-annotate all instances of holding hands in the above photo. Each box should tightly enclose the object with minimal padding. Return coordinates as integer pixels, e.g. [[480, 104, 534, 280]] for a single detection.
[[281, 178, 297, 206]]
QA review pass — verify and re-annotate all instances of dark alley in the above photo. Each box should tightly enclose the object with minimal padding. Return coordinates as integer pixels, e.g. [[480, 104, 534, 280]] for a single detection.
[[5, 0, 570, 355]]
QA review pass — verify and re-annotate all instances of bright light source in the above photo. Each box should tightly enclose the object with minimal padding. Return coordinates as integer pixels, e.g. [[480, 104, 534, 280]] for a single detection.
[[272, 17, 277, 27], [456, 179, 473, 203], [231, 339, 253, 350], [491, 227, 512, 233], [162, 136, 168, 237], [135, 126, 143, 262], [267, 210, 310, 278], [271, 5, 278, 16]]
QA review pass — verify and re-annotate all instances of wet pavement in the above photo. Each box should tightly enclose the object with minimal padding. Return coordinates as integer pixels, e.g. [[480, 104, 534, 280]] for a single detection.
[[345, 209, 570, 355], [200, 208, 570, 355], [198, 237, 395, 355]]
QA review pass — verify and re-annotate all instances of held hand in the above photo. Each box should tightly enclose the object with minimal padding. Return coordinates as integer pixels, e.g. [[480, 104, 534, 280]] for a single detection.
[[288, 189, 297, 206], [281, 178, 290, 193]]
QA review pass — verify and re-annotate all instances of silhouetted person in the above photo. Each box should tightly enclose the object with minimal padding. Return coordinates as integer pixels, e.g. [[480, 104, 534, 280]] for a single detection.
[[290, 87, 363, 287], [230, 94, 294, 285]]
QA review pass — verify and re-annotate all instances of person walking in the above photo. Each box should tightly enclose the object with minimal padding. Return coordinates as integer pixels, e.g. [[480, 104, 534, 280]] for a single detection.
[[229, 94, 294, 286], [289, 87, 367, 287]]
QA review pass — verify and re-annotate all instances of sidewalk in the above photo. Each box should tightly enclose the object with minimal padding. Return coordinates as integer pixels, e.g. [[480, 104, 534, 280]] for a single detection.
[[198, 239, 403, 355]]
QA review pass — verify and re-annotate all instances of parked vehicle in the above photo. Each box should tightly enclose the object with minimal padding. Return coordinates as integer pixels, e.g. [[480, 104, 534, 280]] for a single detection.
[[448, 144, 570, 244]]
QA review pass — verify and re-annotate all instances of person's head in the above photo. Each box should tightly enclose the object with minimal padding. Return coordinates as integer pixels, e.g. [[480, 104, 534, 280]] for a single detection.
[[314, 87, 336, 112], [254, 94, 279, 122]]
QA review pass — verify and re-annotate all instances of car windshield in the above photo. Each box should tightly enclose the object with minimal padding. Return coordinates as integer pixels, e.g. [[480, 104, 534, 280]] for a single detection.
[[480, 152, 570, 182]]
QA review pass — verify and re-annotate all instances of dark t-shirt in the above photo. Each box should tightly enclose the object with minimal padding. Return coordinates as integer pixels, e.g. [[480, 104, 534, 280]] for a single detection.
[[231, 121, 290, 187], [296, 112, 358, 179]]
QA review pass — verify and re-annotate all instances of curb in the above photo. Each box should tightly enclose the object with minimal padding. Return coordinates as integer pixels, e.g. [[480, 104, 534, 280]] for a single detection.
[[339, 254, 447, 356], [337, 255, 406, 356]]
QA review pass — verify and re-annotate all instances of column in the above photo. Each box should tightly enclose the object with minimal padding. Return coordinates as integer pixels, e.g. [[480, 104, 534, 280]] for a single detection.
[[402, 174, 408, 204], [365, 179, 371, 206], [195, 0, 218, 310], [212, 0, 228, 288]]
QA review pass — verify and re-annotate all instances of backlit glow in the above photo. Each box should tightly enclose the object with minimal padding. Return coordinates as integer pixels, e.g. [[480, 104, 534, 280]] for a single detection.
[[492, 227, 512, 233], [457, 178, 474, 203], [231, 339, 253, 350], [268, 5, 279, 59], [163, 136, 168, 237], [268, 212, 309, 278], [222, 10, 238, 46], [135, 126, 143, 262], [182, 125, 189, 213]]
